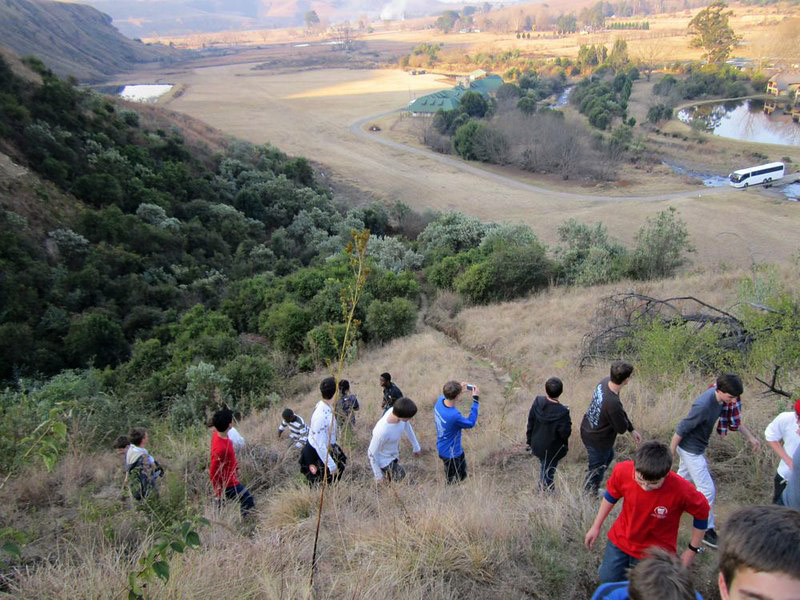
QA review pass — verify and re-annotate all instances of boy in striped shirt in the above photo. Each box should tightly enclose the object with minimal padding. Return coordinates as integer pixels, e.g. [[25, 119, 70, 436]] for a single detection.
[[278, 408, 309, 448]]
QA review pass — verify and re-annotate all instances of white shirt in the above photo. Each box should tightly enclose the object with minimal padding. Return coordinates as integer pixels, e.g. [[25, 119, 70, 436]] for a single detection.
[[228, 427, 246, 452], [765, 411, 800, 480], [309, 400, 338, 472], [367, 411, 420, 480], [126, 444, 154, 467]]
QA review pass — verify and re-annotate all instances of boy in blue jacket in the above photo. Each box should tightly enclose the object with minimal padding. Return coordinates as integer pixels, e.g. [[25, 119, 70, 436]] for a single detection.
[[434, 380, 480, 484]]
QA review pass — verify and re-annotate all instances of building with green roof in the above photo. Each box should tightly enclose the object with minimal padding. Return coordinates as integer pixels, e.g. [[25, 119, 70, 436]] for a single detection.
[[406, 74, 504, 115]]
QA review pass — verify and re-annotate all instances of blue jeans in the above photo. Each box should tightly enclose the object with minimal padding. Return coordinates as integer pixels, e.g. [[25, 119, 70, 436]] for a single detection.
[[223, 483, 255, 517], [598, 539, 639, 583], [584, 445, 615, 496], [538, 455, 562, 491]]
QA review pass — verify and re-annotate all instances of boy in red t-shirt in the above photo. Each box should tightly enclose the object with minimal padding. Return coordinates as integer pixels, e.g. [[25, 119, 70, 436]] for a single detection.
[[584, 440, 710, 583], [210, 408, 255, 517]]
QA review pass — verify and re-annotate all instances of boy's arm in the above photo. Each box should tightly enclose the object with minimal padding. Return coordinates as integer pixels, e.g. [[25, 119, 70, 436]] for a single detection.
[[405, 423, 422, 453], [608, 398, 640, 442], [675, 401, 705, 441], [353, 396, 360, 411], [457, 397, 480, 429], [209, 445, 222, 494], [680, 527, 707, 568], [278, 420, 285, 437], [367, 433, 384, 481], [526, 404, 536, 447], [558, 412, 572, 443], [767, 440, 794, 469], [669, 433, 683, 456], [584, 497, 617, 549], [737, 422, 761, 449]]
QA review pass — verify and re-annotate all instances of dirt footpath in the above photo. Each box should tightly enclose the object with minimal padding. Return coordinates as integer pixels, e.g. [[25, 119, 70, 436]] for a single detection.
[[159, 63, 800, 269]]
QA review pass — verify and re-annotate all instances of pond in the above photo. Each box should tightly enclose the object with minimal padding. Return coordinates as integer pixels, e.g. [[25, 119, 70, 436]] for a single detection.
[[678, 99, 800, 146], [118, 84, 173, 103]]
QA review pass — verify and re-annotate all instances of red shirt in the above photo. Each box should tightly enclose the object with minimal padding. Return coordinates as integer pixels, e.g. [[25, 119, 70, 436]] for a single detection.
[[606, 461, 709, 559], [209, 432, 239, 496]]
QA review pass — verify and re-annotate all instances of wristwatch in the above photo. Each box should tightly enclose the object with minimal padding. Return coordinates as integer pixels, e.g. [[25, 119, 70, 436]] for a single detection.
[[688, 543, 705, 554]]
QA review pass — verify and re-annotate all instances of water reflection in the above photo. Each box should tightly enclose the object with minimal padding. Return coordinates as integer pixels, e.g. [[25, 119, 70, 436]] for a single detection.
[[678, 99, 800, 146]]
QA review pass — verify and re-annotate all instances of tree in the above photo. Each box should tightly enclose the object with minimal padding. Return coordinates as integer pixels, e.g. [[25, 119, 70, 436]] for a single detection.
[[305, 10, 320, 29], [687, 1, 742, 64], [636, 40, 666, 81], [517, 96, 537, 115], [459, 91, 489, 118], [436, 10, 460, 33]]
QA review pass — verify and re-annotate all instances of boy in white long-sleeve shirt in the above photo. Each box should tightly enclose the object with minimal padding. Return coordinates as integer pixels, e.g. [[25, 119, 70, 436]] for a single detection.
[[368, 397, 422, 482], [301, 377, 347, 484]]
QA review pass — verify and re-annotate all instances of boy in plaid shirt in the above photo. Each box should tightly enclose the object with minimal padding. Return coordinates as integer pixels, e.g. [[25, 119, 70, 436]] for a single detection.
[[670, 374, 760, 549]]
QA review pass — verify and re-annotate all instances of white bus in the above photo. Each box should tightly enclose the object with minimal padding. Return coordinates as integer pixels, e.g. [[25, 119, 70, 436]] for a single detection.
[[729, 162, 785, 188]]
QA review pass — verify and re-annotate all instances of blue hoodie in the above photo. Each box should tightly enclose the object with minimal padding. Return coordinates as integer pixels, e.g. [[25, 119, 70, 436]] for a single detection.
[[434, 394, 479, 459]]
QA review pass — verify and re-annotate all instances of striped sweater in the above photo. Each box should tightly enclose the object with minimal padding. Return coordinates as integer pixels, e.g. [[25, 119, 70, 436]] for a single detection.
[[278, 415, 309, 444]]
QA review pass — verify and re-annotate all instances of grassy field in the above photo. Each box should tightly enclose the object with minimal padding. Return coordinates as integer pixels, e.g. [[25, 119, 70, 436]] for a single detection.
[[118, 60, 800, 271], [5, 265, 797, 598]]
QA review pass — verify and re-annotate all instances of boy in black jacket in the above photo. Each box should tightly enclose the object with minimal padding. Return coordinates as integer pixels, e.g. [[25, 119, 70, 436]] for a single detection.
[[527, 377, 572, 490]]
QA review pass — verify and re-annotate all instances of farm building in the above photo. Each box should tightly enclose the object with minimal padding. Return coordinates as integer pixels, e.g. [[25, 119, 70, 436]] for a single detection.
[[766, 70, 800, 97], [407, 74, 503, 115]]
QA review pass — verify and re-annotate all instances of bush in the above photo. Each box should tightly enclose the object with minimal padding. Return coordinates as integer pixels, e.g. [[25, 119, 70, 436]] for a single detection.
[[221, 353, 276, 402], [64, 310, 129, 368], [418, 212, 491, 259], [629, 208, 694, 280], [453, 120, 483, 160], [367, 236, 424, 273], [259, 301, 313, 354], [554, 219, 629, 286], [455, 244, 552, 304], [305, 322, 350, 365], [647, 104, 673, 124], [365, 298, 417, 343]]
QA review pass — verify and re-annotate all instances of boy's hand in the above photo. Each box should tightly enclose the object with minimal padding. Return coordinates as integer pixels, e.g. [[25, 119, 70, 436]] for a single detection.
[[584, 526, 600, 550], [308, 464, 318, 475], [680, 548, 696, 568], [413, 448, 425, 456], [631, 430, 642, 444]]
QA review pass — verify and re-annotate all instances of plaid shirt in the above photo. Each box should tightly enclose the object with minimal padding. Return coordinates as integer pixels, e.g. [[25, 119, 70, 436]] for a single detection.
[[717, 398, 741, 435]]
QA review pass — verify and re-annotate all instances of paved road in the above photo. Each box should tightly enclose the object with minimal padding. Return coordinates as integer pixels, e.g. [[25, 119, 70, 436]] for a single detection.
[[349, 110, 732, 203]]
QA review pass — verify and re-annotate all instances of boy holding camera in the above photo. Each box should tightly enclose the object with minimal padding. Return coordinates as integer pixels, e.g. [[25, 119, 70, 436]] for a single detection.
[[434, 381, 480, 484]]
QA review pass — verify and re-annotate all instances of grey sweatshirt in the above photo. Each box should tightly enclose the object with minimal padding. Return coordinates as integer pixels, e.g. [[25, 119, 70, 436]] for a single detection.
[[676, 387, 723, 455]]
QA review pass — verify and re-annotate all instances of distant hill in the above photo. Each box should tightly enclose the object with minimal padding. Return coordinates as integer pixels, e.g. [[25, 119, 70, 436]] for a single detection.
[[0, 0, 184, 82], [84, 0, 457, 38]]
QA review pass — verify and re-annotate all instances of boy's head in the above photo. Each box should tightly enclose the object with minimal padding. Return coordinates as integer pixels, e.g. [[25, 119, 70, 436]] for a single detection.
[[114, 435, 129, 453], [320, 377, 337, 400], [380, 372, 391, 387], [610, 361, 634, 385], [128, 428, 146, 447], [545, 377, 563, 399], [633, 441, 672, 491], [211, 408, 233, 433], [442, 380, 463, 401], [716, 373, 743, 401], [628, 547, 697, 600], [392, 397, 418, 420], [718, 505, 800, 600], [282, 408, 295, 422], [338, 379, 350, 394]]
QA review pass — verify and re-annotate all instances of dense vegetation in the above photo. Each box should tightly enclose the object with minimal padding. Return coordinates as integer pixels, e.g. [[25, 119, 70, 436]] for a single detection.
[[0, 55, 424, 453], [0, 54, 698, 481]]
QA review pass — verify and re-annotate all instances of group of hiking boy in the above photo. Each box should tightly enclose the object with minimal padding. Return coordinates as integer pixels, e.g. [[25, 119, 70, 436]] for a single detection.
[[115, 361, 800, 599]]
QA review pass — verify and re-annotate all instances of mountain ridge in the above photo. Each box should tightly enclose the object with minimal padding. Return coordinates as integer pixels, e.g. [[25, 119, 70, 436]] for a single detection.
[[0, 0, 184, 82]]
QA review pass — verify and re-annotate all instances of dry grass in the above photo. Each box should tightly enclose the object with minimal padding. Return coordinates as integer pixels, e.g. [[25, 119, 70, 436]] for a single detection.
[[5, 266, 798, 598]]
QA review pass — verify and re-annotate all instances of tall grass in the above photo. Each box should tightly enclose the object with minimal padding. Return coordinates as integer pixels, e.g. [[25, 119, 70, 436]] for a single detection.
[[3, 267, 798, 598]]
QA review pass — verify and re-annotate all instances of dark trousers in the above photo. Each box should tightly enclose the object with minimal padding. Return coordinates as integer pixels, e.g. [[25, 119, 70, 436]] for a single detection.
[[381, 459, 407, 482], [598, 539, 639, 583], [300, 443, 347, 486], [222, 483, 255, 517], [584, 445, 615, 496], [538, 455, 562, 491], [441, 453, 468, 484], [774, 472, 788, 505]]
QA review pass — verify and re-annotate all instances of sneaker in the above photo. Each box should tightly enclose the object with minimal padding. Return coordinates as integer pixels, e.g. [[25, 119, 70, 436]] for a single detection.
[[703, 528, 719, 548]]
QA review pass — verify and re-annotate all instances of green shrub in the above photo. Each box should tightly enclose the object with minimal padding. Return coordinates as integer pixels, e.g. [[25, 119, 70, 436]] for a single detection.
[[455, 244, 552, 304], [221, 353, 276, 402], [259, 301, 312, 354], [555, 219, 629, 286], [305, 322, 350, 365], [453, 120, 483, 160], [365, 298, 417, 343], [629, 208, 694, 280]]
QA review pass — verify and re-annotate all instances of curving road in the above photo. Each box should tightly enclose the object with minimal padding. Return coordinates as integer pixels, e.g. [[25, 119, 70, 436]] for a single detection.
[[349, 109, 731, 203]]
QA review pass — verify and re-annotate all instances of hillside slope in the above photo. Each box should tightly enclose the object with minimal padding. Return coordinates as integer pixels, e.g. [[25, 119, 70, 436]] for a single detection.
[[0, 0, 182, 81]]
